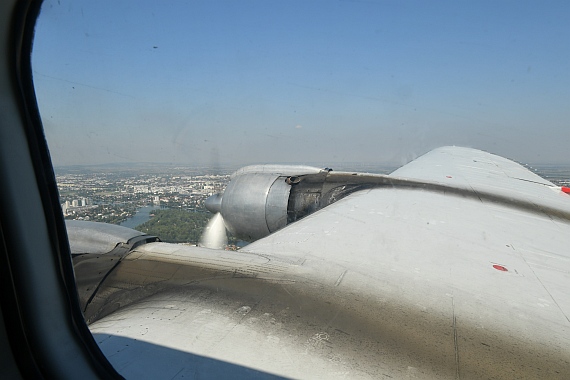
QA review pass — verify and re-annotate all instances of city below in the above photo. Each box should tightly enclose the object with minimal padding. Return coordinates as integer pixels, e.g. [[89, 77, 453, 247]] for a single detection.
[[57, 164, 230, 222]]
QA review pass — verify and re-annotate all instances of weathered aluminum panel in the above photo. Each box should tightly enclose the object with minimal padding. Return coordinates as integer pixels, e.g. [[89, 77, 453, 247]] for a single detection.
[[88, 148, 570, 379], [265, 177, 291, 233]]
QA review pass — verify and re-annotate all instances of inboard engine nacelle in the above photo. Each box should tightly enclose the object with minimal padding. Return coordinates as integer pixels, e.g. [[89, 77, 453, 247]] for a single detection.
[[205, 165, 376, 242], [205, 165, 323, 241]]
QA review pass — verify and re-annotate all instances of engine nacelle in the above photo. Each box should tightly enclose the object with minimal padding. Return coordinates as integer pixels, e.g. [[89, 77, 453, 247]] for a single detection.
[[206, 165, 324, 241], [222, 173, 289, 240], [206, 164, 380, 242]]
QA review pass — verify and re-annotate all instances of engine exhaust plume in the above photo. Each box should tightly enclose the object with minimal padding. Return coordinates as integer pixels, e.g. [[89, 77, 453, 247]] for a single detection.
[[199, 212, 227, 249]]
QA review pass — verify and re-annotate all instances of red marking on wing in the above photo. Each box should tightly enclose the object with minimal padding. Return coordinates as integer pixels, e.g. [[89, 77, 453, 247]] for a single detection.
[[493, 264, 508, 272], [562, 187, 570, 194]]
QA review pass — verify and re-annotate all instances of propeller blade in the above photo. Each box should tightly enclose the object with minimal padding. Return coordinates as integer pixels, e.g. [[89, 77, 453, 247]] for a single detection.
[[199, 212, 227, 249]]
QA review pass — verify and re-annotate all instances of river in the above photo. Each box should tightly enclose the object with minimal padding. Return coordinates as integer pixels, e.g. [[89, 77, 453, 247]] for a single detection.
[[120, 205, 164, 229]]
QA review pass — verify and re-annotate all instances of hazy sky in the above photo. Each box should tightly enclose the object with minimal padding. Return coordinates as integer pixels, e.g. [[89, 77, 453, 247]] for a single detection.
[[32, 0, 570, 167]]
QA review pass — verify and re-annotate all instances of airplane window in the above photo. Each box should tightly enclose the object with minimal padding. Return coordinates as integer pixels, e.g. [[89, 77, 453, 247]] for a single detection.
[[31, 0, 570, 243], [31, 0, 570, 378], [31, 0, 570, 229]]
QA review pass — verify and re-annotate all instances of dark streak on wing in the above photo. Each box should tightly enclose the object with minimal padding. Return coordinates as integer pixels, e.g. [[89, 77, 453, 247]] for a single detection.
[[73, 233, 160, 316], [300, 172, 570, 223], [86, 243, 570, 379]]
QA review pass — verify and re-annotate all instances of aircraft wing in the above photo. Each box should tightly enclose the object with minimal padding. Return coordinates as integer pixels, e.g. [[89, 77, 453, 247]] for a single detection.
[[80, 147, 570, 379]]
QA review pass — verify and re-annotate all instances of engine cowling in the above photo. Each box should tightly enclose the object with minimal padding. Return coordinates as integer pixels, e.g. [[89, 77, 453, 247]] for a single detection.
[[205, 165, 324, 241], [205, 164, 378, 242]]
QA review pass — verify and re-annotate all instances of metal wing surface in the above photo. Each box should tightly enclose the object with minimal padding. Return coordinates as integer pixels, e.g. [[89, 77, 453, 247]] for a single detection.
[[87, 147, 570, 379]]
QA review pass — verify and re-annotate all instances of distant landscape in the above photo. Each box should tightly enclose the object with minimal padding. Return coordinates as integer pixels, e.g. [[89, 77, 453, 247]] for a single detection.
[[56, 162, 570, 248]]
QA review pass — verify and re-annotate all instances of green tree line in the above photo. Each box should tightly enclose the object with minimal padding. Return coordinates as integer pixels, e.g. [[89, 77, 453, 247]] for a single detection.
[[135, 209, 211, 244]]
